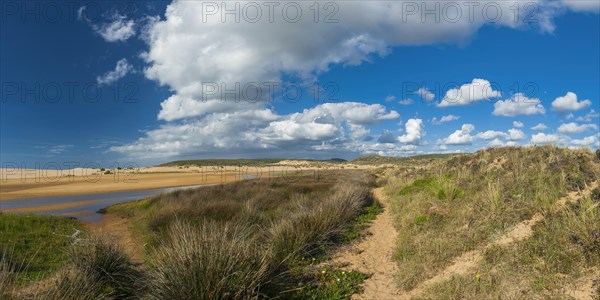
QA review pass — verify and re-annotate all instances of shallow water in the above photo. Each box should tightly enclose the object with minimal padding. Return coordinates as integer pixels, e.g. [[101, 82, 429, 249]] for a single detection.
[[0, 184, 214, 223]]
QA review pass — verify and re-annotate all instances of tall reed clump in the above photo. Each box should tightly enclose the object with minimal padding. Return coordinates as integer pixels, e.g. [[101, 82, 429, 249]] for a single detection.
[[268, 179, 373, 264], [486, 179, 502, 214], [146, 220, 271, 300], [41, 234, 140, 299]]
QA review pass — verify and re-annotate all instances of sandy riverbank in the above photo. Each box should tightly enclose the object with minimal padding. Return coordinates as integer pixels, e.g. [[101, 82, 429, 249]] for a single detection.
[[1, 172, 239, 201], [0, 163, 364, 201]]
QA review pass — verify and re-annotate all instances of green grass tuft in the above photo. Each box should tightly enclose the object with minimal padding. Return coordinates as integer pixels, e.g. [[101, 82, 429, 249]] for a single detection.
[[0, 213, 82, 283]]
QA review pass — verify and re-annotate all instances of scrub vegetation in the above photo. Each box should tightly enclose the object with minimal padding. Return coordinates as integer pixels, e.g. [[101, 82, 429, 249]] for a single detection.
[[2, 146, 599, 299], [380, 145, 600, 298], [1, 171, 378, 299]]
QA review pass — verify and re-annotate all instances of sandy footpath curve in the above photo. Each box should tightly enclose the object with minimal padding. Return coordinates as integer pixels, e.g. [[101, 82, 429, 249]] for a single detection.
[[332, 187, 400, 299], [333, 182, 598, 299]]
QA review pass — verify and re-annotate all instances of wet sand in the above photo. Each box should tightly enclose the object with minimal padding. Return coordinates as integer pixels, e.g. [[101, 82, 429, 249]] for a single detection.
[[0, 184, 216, 222], [3, 199, 112, 213], [0, 164, 356, 220]]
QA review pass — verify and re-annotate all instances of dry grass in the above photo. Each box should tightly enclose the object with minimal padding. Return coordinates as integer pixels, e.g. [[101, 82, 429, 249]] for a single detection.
[[140, 178, 336, 240], [1, 248, 19, 300], [0, 170, 375, 299], [423, 194, 600, 298], [35, 234, 141, 299], [146, 220, 270, 300], [138, 171, 375, 299], [269, 180, 373, 263], [381, 145, 600, 296]]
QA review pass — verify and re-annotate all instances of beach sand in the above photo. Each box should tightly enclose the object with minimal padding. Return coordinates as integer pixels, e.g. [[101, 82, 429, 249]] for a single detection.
[[0, 163, 358, 200], [1, 170, 246, 201]]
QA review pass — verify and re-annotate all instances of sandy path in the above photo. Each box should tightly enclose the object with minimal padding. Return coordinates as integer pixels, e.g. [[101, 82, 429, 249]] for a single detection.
[[402, 182, 598, 299], [86, 214, 145, 265], [332, 187, 400, 299]]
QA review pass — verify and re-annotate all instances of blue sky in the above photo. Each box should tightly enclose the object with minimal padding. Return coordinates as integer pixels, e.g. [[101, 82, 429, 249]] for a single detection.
[[1, 1, 599, 167]]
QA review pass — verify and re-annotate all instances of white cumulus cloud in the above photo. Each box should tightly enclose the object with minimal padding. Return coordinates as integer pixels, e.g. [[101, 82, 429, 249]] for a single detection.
[[143, 2, 567, 121], [530, 133, 566, 145], [557, 122, 598, 134], [476, 130, 506, 140], [570, 134, 600, 148], [111, 102, 400, 158], [488, 138, 505, 147], [111, 1, 598, 159], [438, 79, 501, 107], [551, 92, 592, 113], [384, 95, 397, 102], [444, 124, 475, 145], [398, 119, 424, 145], [432, 114, 460, 124], [506, 128, 526, 141], [492, 93, 545, 117], [531, 123, 547, 131]]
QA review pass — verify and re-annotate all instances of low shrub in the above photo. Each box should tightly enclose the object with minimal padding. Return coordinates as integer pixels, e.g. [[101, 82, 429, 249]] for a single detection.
[[42, 235, 140, 299]]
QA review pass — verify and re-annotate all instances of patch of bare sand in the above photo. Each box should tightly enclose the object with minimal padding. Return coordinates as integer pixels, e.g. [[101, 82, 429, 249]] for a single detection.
[[87, 214, 145, 265], [562, 268, 600, 300], [403, 182, 598, 299], [330, 187, 400, 299]]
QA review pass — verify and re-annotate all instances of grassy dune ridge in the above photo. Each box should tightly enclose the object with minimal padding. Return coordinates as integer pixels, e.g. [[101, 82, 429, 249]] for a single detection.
[[380, 146, 600, 298], [351, 153, 460, 165]]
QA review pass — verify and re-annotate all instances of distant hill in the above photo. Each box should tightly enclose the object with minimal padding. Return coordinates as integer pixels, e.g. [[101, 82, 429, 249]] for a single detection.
[[159, 158, 346, 167], [351, 153, 460, 165], [329, 158, 348, 162], [161, 154, 466, 167]]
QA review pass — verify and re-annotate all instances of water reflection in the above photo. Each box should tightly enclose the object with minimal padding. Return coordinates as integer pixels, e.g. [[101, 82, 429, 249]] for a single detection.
[[1, 184, 213, 223]]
